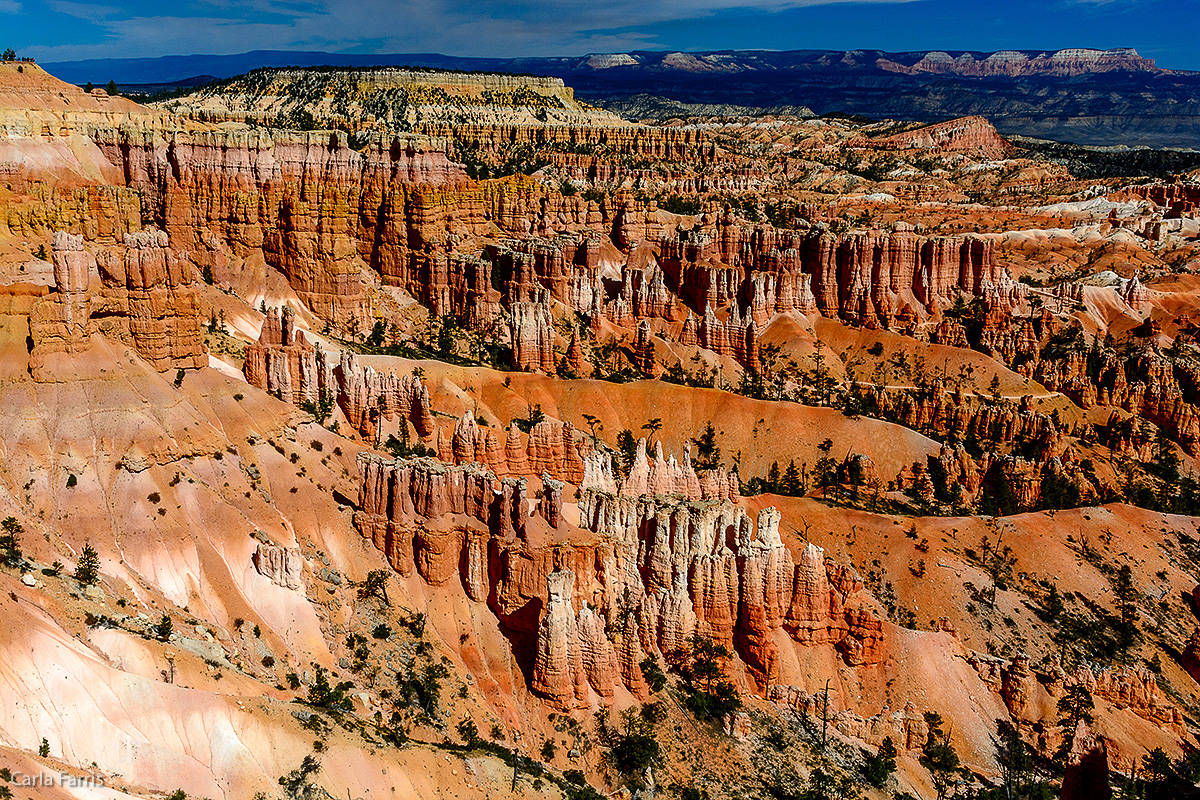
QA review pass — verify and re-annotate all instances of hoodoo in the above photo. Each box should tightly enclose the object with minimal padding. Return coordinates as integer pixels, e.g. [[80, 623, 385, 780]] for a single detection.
[[1, 37, 1199, 800]]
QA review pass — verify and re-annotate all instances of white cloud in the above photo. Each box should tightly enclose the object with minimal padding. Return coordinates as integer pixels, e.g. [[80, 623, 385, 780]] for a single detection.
[[0, 0, 23, 13], [26, 0, 922, 61]]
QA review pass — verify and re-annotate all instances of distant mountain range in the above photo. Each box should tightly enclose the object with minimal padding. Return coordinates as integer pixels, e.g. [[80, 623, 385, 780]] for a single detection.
[[43, 47, 1200, 149]]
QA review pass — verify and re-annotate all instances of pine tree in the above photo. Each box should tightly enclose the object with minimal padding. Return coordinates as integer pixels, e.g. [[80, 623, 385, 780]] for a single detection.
[[782, 460, 802, 496], [0, 517, 22, 567], [689, 423, 720, 472], [1055, 682, 1095, 760], [75, 542, 100, 586], [995, 719, 1032, 798], [767, 461, 781, 493], [1045, 582, 1064, 622], [1113, 564, 1139, 663], [641, 418, 662, 448], [919, 711, 960, 799], [863, 736, 897, 788]]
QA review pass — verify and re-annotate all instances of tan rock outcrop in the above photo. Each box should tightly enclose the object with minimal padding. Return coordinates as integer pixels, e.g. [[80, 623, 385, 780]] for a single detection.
[[854, 116, 1013, 159], [510, 299, 556, 373], [29, 231, 95, 360], [532, 571, 589, 709], [252, 543, 303, 591], [540, 472, 564, 528], [565, 326, 589, 377], [244, 331, 434, 440], [355, 453, 889, 704], [633, 319, 657, 376], [93, 230, 207, 370], [30, 229, 207, 373]]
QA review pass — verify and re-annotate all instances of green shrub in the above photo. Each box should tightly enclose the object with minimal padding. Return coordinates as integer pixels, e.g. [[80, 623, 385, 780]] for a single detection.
[[0, 517, 22, 567], [306, 667, 354, 712], [863, 736, 898, 788], [639, 656, 667, 693]]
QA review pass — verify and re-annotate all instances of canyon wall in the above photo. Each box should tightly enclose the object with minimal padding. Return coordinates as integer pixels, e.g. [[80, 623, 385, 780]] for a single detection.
[[28, 229, 206, 373], [243, 308, 434, 440], [353, 449, 884, 708], [86, 123, 1026, 359]]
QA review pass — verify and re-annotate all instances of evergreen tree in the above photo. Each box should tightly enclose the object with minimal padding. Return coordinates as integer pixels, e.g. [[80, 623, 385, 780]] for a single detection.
[[641, 418, 662, 448], [616, 429, 638, 477], [1113, 564, 1140, 663], [357, 570, 391, 605], [675, 635, 740, 722], [1044, 583, 1064, 622], [919, 711, 961, 799], [0, 517, 22, 567], [690, 423, 721, 472], [766, 461, 781, 493], [782, 460, 803, 496], [814, 438, 837, 499], [863, 736, 897, 788], [366, 320, 386, 348], [1055, 682, 1095, 760], [75, 542, 100, 586], [995, 719, 1033, 798], [978, 464, 1017, 516]]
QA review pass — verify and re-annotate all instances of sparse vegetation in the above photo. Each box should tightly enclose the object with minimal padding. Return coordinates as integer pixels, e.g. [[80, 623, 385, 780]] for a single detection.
[[75, 543, 100, 586], [305, 666, 354, 712], [0, 517, 23, 567], [668, 635, 740, 723]]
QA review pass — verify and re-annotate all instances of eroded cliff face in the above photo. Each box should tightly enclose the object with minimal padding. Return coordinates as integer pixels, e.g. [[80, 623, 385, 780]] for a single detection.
[[76, 113, 1035, 371], [28, 229, 206, 375], [1031, 343, 1200, 456], [352, 447, 886, 708], [853, 116, 1014, 159], [94, 128, 471, 327], [876, 47, 1157, 78], [243, 310, 434, 440]]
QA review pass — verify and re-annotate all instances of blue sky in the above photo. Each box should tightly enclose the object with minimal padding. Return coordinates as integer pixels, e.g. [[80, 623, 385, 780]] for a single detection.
[[4, 0, 1199, 69]]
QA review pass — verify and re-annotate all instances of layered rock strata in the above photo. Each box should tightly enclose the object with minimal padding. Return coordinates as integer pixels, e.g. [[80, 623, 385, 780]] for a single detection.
[[95, 123, 1028, 363], [97, 128, 469, 327], [93, 230, 207, 370], [511, 299, 557, 373], [437, 413, 587, 484], [353, 453, 886, 706], [243, 318, 434, 440], [29, 229, 206, 372], [28, 231, 94, 358], [1032, 344, 1200, 455], [854, 116, 1013, 159]]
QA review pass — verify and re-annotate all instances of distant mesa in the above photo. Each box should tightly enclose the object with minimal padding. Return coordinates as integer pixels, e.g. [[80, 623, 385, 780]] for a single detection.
[[876, 47, 1156, 78]]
